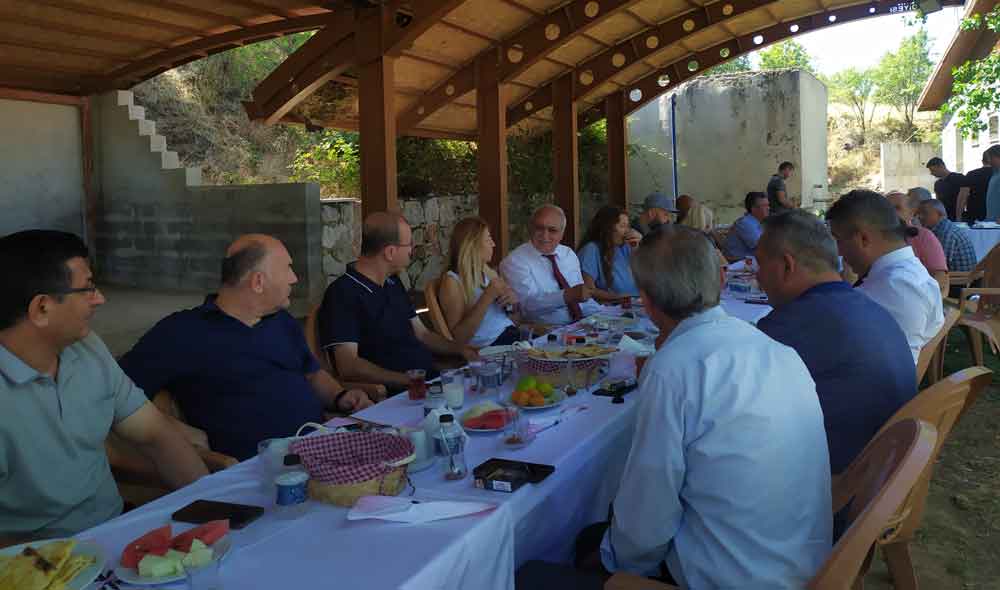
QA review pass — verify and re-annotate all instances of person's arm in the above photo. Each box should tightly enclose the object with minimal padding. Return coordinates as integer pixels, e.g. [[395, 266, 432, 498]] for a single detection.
[[578, 243, 622, 304], [775, 189, 794, 209], [333, 343, 409, 388], [601, 369, 686, 575], [439, 273, 499, 344], [112, 402, 207, 489], [307, 370, 374, 412], [956, 187, 970, 220], [412, 317, 478, 360], [734, 218, 762, 253], [500, 254, 570, 318], [582, 273, 623, 304]]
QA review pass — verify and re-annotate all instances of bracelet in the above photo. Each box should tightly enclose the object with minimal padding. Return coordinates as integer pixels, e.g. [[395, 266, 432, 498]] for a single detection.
[[331, 389, 350, 411]]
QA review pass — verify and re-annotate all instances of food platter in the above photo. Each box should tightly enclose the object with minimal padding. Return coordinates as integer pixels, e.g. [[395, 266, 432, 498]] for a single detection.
[[0, 538, 105, 590], [524, 345, 617, 362]]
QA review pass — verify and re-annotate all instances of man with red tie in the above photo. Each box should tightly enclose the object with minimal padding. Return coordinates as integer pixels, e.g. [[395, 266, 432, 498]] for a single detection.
[[501, 205, 600, 325]]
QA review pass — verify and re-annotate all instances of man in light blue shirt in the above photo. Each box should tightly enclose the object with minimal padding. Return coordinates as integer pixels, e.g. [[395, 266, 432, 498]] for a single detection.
[[725, 191, 770, 260], [600, 226, 832, 587]]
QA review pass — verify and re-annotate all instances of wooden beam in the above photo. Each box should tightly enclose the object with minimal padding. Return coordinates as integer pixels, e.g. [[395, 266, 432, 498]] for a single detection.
[[30, 0, 206, 36], [358, 54, 398, 216], [91, 12, 336, 91], [0, 10, 171, 48], [80, 97, 97, 253], [552, 73, 580, 247], [475, 50, 509, 261], [0, 39, 131, 63], [507, 0, 778, 128], [398, 0, 645, 134], [0, 87, 85, 106], [605, 91, 628, 211]]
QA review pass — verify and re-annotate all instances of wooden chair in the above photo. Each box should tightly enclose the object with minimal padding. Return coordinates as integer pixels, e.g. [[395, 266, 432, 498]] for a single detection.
[[303, 304, 387, 402], [106, 390, 238, 507], [603, 419, 938, 590], [856, 366, 992, 590], [915, 307, 960, 385], [948, 241, 1000, 365], [423, 275, 455, 340]]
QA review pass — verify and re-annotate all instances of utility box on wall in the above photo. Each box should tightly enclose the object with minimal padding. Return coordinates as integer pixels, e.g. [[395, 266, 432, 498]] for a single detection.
[[628, 70, 829, 223]]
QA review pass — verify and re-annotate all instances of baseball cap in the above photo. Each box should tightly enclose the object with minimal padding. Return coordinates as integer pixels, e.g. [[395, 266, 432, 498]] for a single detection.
[[643, 192, 678, 213]]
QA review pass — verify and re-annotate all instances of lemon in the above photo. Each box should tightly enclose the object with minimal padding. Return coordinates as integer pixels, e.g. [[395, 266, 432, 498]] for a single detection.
[[516, 376, 538, 391], [537, 382, 554, 395]]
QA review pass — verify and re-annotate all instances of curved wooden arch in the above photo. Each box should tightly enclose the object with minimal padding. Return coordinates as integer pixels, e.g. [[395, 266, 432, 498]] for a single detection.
[[507, 0, 778, 129], [397, 0, 648, 134], [579, 0, 964, 128]]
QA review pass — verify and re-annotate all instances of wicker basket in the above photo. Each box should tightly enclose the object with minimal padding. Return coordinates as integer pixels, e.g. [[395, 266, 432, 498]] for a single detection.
[[290, 431, 415, 508], [516, 351, 609, 389]]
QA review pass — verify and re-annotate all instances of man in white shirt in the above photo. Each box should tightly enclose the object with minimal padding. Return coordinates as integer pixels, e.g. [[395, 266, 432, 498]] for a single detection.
[[500, 205, 600, 325], [599, 226, 832, 588], [826, 189, 945, 365]]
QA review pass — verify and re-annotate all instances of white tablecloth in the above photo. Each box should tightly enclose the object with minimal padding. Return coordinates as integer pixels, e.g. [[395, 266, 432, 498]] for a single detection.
[[966, 227, 1000, 261]]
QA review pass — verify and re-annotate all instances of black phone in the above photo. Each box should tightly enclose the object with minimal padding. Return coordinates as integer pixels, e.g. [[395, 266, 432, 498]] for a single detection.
[[594, 378, 638, 397], [171, 500, 265, 530]]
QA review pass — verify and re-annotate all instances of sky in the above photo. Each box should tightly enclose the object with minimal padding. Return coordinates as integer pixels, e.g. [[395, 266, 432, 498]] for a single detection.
[[752, 5, 965, 75]]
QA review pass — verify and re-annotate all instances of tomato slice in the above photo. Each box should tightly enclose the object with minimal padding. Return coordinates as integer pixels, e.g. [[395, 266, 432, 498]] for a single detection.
[[121, 524, 172, 569], [170, 520, 230, 552]]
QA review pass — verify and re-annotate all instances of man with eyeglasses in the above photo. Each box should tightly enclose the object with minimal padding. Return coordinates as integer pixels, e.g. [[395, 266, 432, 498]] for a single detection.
[[500, 205, 600, 325], [0, 230, 206, 543], [319, 212, 477, 390]]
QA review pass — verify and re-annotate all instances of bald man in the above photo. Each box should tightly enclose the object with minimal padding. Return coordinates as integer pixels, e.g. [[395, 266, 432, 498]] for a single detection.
[[319, 213, 477, 389], [119, 234, 372, 461]]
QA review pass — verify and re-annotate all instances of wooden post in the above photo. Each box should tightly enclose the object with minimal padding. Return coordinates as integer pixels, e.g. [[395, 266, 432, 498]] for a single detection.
[[80, 97, 97, 252], [475, 50, 509, 261], [358, 8, 398, 217], [552, 73, 579, 247], [605, 92, 628, 211]]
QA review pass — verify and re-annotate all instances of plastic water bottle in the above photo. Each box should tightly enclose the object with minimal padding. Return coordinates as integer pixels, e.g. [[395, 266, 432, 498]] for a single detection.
[[423, 384, 446, 416], [437, 415, 467, 481], [275, 454, 309, 519]]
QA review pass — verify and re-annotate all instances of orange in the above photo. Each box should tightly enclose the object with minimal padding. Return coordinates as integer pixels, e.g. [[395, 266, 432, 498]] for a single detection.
[[530, 394, 545, 407]]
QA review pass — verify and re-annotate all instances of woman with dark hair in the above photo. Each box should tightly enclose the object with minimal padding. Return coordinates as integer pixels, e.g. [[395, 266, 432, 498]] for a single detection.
[[577, 205, 640, 302]]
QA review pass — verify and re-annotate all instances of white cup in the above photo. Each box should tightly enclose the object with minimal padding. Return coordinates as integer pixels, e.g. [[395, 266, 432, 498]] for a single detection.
[[408, 429, 432, 462]]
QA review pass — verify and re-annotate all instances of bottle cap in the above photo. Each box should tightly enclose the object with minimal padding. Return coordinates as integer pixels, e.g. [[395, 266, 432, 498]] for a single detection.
[[283, 453, 302, 466], [439, 414, 455, 423]]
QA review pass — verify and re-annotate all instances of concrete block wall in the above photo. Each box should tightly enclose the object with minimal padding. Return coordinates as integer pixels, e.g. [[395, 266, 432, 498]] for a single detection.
[[880, 142, 937, 194]]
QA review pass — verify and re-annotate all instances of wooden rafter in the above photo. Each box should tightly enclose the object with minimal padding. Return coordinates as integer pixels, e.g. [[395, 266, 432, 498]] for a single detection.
[[0, 39, 132, 63], [398, 0, 648, 134], [141, 0, 252, 28], [29, 0, 207, 36], [0, 9, 172, 48], [507, 0, 779, 128], [0, 87, 86, 106]]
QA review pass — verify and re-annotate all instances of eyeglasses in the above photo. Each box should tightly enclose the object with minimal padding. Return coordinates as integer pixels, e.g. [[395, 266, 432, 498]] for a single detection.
[[50, 285, 101, 298]]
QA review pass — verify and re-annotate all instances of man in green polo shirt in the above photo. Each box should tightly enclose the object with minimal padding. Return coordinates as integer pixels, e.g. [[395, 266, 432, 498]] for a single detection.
[[0, 230, 207, 544]]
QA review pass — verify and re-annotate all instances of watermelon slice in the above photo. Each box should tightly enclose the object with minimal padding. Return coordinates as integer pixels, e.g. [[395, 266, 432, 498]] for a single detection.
[[121, 524, 172, 569], [170, 520, 230, 552], [463, 409, 508, 430]]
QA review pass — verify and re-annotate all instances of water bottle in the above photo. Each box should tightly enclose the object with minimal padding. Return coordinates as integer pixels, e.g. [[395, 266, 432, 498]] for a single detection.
[[275, 454, 309, 519], [423, 384, 446, 416], [437, 415, 467, 481]]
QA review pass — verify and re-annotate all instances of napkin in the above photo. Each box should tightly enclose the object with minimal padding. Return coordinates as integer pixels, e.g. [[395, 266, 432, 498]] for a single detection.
[[346, 496, 496, 524], [974, 221, 1000, 229], [617, 334, 655, 356]]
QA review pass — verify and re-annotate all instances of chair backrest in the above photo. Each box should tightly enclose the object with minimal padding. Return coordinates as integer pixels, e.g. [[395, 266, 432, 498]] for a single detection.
[[809, 419, 937, 590], [304, 303, 335, 374], [916, 306, 960, 383], [423, 275, 454, 341], [976, 241, 1000, 312]]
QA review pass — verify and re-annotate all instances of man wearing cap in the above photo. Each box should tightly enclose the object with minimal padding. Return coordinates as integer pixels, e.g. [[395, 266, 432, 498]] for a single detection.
[[631, 192, 677, 237], [926, 157, 969, 221]]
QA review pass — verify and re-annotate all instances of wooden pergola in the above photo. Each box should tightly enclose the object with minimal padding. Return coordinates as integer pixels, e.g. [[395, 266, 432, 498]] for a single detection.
[[0, 0, 959, 253]]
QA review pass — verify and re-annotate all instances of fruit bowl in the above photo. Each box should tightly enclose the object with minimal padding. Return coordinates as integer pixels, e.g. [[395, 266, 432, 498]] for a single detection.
[[515, 351, 609, 389]]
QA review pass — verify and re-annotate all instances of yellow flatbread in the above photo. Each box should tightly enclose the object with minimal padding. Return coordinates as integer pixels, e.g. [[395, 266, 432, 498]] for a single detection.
[[46, 554, 94, 590], [0, 546, 58, 590], [38, 541, 74, 577]]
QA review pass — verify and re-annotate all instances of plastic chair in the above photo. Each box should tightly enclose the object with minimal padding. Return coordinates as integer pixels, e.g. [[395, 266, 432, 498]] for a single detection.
[[304, 305, 388, 402], [915, 307, 959, 385], [423, 275, 455, 340], [856, 367, 992, 590], [950, 241, 1000, 365], [602, 419, 938, 590]]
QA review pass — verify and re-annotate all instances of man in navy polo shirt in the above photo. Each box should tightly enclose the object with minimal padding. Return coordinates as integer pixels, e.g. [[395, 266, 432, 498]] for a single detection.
[[119, 235, 372, 460], [320, 212, 476, 389], [755, 211, 916, 474]]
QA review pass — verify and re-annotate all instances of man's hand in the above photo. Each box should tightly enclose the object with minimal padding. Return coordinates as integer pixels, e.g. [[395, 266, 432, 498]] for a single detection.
[[564, 283, 594, 304], [625, 229, 642, 248], [338, 389, 374, 412], [459, 345, 480, 362]]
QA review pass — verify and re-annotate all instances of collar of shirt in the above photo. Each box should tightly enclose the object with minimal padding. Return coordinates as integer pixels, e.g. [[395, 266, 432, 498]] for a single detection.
[[528, 243, 569, 260], [344, 263, 399, 294], [663, 305, 728, 347], [0, 340, 79, 385], [869, 245, 917, 278], [932, 218, 954, 234]]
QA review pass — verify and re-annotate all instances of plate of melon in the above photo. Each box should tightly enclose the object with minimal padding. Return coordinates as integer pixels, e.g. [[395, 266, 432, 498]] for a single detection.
[[114, 520, 230, 585], [461, 401, 509, 432]]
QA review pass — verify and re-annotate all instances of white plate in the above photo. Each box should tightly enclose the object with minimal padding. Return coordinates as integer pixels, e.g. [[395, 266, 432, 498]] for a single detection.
[[464, 425, 506, 433], [513, 392, 566, 411], [113, 536, 230, 586], [479, 345, 514, 357], [0, 538, 105, 590]]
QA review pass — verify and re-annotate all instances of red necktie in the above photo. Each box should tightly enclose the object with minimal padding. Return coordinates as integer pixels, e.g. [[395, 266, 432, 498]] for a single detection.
[[544, 254, 583, 321]]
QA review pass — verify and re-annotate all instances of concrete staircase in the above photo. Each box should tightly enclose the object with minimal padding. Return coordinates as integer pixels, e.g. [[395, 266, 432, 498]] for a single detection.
[[115, 90, 202, 187]]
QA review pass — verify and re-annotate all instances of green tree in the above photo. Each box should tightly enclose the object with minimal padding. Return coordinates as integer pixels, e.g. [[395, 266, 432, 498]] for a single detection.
[[873, 28, 934, 139], [757, 40, 815, 74], [828, 67, 876, 142], [943, 6, 1000, 139], [708, 54, 752, 75]]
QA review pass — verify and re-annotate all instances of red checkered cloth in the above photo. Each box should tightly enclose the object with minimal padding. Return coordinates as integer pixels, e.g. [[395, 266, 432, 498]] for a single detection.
[[290, 432, 414, 485]]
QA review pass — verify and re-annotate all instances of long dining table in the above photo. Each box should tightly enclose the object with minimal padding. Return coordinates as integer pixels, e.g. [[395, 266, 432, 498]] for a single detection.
[[80, 297, 770, 590]]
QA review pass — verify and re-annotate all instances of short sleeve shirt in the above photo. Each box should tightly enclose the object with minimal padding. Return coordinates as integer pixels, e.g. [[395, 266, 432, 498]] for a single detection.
[[119, 297, 323, 461], [934, 172, 969, 220], [319, 264, 434, 375], [766, 174, 787, 213], [929, 218, 978, 272], [964, 166, 994, 221], [577, 242, 640, 297], [0, 332, 147, 537]]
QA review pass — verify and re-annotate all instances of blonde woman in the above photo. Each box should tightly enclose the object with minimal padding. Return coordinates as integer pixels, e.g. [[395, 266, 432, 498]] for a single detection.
[[438, 217, 520, 347], [680, 202, 714, 232]]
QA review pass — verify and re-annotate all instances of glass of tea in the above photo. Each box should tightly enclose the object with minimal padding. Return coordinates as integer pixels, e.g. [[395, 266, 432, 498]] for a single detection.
[[406, 368, 427, 401]]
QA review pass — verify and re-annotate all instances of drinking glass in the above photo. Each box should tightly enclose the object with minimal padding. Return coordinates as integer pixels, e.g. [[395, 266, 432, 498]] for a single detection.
[[406, 369, 427, 401], [478, 360, 502, 397], [441, 370, 464, 409], [518, 324, 534, 344]]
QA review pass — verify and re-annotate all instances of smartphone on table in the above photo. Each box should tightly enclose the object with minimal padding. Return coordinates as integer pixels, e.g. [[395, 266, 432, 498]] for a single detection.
[[171, 500, 265, 530]]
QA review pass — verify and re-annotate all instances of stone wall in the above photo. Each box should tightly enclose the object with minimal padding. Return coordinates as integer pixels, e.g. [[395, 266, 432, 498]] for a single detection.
[[880, 142, 937, 194]]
